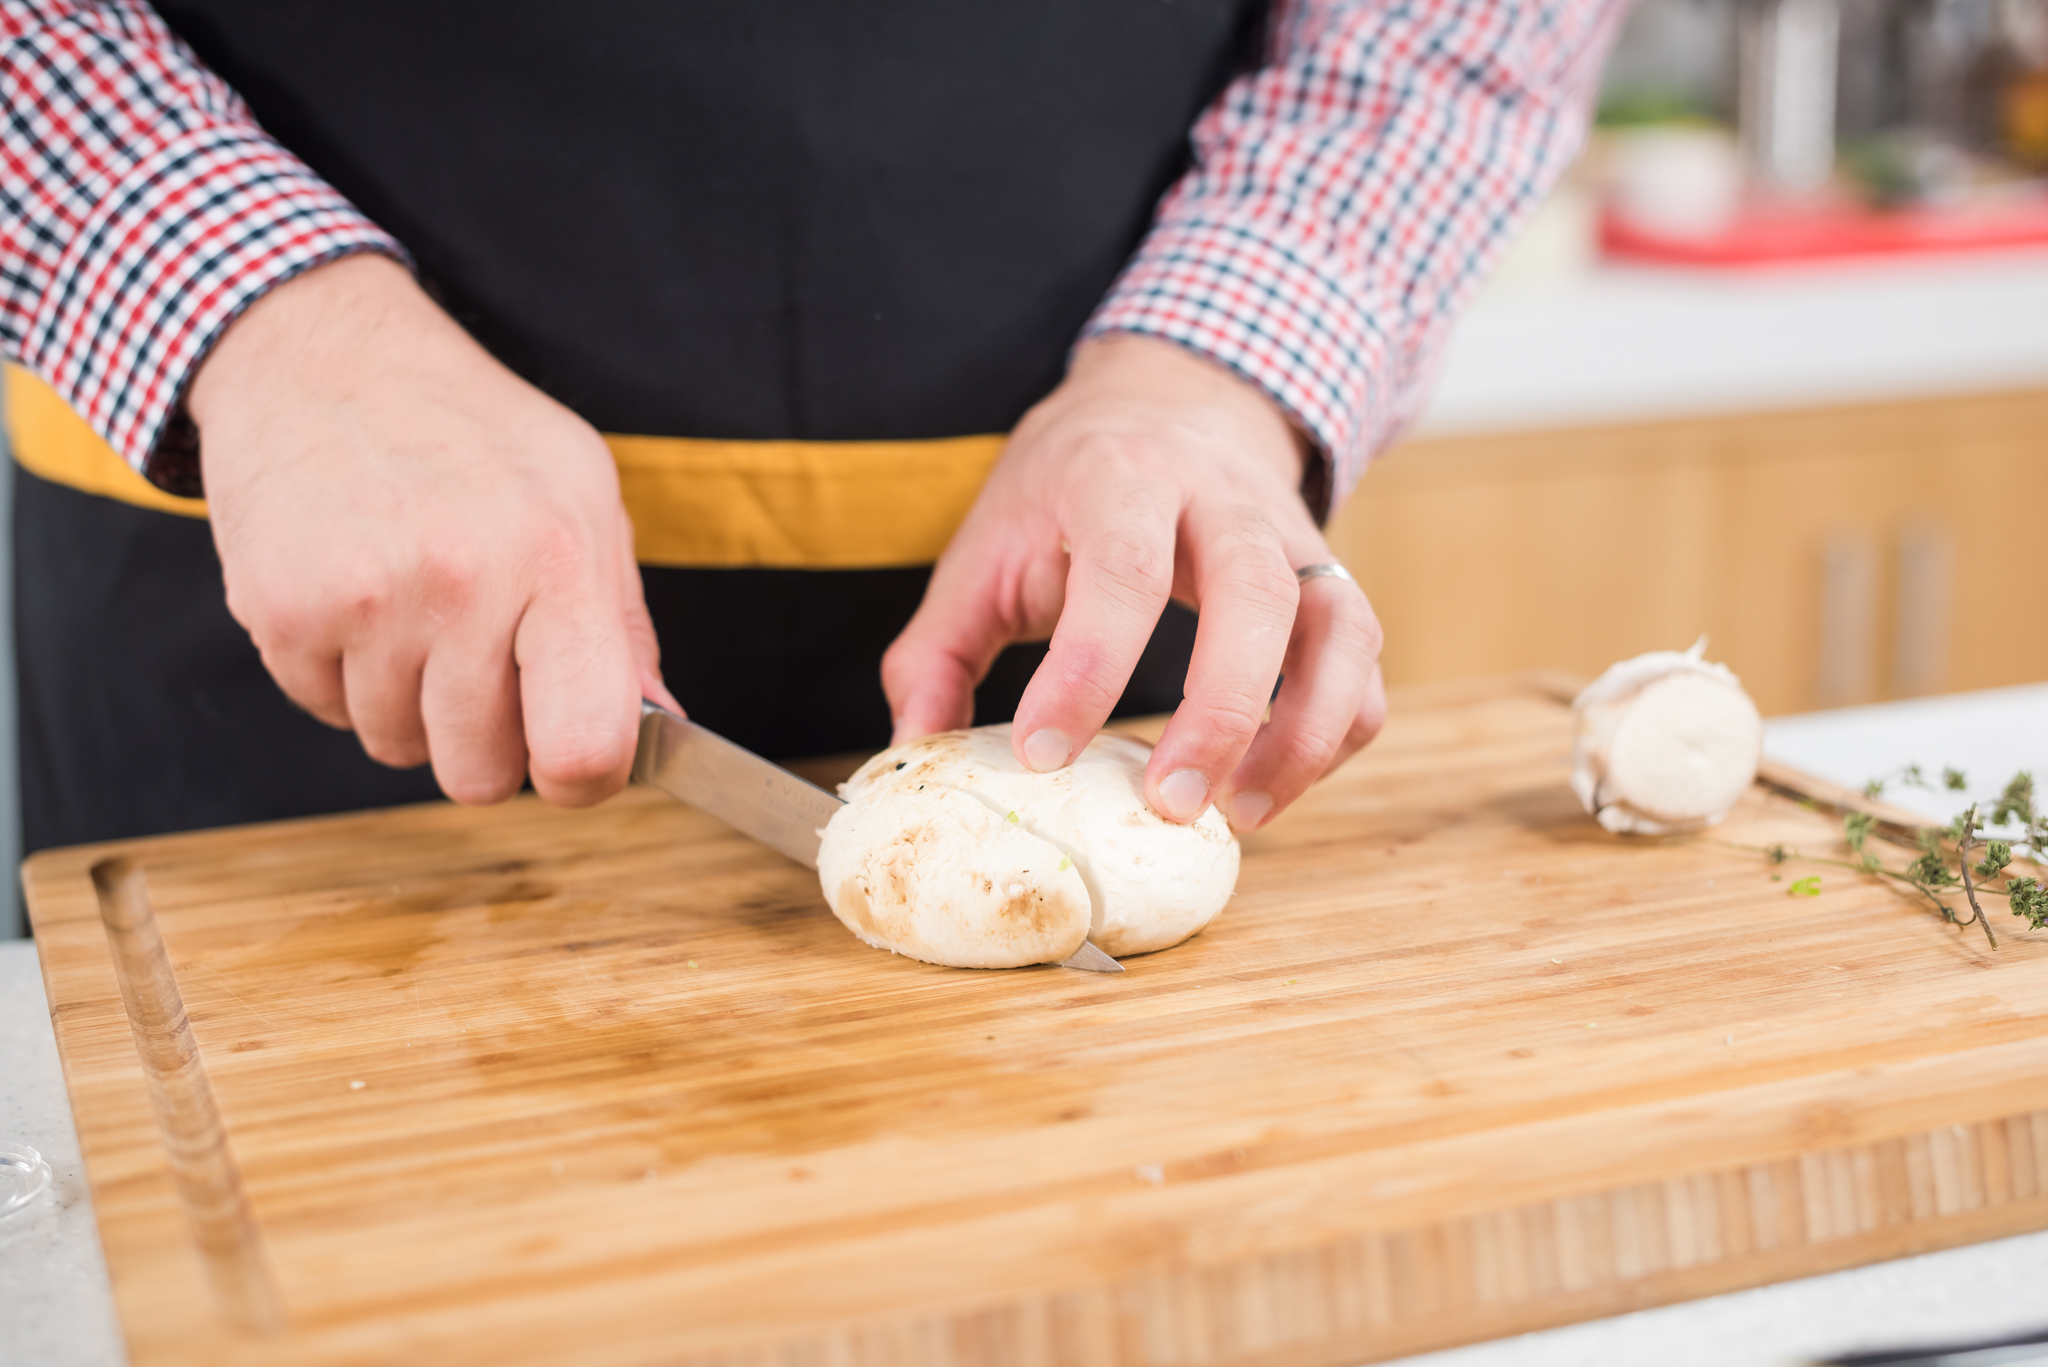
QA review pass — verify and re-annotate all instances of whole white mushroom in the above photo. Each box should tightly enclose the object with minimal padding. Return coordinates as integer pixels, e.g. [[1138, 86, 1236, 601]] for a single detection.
[[1570, 640, 1763, 836], [817, 725, 1240, 968]]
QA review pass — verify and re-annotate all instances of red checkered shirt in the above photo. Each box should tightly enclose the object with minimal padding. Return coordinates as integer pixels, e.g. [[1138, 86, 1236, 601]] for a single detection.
[[2, 0, 1622, 507]]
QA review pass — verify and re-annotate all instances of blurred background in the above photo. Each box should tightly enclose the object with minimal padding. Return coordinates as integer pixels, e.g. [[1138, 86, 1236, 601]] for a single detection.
[[1328, 0, 2048, 716], [2, 0, 2045, 937]]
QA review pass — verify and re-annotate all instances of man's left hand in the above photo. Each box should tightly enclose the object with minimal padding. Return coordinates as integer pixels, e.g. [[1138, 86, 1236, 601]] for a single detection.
[[882, 333, 1386, 832]]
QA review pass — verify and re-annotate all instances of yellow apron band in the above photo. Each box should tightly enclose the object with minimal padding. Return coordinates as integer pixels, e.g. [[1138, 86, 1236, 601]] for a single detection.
[[5, 365, 209, 519], [3, 365, 1004, 569]]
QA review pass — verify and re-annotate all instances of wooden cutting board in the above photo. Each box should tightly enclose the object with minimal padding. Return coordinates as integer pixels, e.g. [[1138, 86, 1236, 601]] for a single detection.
[[27, 677, 2048, 1367]]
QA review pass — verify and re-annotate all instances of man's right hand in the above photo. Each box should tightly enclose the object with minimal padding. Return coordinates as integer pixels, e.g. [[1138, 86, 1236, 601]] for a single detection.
[[186, 253, 675, 807]]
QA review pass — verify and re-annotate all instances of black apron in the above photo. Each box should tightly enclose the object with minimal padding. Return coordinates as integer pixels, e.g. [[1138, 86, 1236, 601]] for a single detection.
[[16, 0, 1264, 853]]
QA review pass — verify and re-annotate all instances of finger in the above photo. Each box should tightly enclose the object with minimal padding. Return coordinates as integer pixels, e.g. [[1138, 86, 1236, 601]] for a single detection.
[[1215, 574, 1384, 831], [1142, 504, 1298, 822], [1333, 658, 1388, 774], [882, 529, 1038, 744], [1010, 483, 1176, 774], [227, 581, 352, 729], [617, 509, 682, 714], [513, 577, 641, 807], [419, 632, 528, 805], [252, 641, 352, 730], [339, 639, 431, 769]]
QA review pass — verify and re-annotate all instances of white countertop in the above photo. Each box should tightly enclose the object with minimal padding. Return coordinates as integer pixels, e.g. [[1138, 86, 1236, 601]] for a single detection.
[[0, 939, 123, 1367], [4, 682, 2046, 1367], [1413, 247, 2048, 438]]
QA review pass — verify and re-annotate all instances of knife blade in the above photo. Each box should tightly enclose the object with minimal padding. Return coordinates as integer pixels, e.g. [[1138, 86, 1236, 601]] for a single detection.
[[632, 702, 842, 869], [629, 702, 1123, 972]]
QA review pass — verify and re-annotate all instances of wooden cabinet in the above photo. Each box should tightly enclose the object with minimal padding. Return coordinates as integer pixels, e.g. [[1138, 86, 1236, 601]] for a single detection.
[[1326, 386, 2048, 715]]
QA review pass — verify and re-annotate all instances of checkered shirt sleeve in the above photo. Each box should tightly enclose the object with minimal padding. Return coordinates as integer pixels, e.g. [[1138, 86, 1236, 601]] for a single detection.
[[1085, 0, 1626, 508], [1, 1, 402, 483]]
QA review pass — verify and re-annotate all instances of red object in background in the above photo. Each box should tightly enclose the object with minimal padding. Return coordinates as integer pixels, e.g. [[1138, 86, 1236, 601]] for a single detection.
[[1602, 194, 2048, 265]]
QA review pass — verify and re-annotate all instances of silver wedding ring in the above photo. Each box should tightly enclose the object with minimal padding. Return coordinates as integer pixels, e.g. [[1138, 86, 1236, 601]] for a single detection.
[[1294, 562, 1356, 586]]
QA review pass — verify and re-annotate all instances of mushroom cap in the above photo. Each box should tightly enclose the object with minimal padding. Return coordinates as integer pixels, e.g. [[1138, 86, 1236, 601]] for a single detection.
[[820, 724, 1240, 965], [1570, 641, 1762, 835]]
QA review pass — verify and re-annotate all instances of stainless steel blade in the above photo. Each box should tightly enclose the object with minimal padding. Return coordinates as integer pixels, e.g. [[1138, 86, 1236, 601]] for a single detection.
[[1059, 941, 1125, 973], [631, 703, 842, 869]]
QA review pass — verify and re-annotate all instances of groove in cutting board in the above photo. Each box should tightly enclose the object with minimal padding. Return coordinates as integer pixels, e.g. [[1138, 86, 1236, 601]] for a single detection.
[[90, 856, 285, 1334]]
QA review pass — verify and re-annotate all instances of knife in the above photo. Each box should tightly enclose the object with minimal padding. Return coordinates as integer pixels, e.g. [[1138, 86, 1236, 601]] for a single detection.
[[630, 702, 1123, 972]]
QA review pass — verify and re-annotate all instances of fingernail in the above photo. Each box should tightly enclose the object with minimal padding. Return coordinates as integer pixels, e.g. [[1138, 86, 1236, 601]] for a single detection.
[[1157, 769, 1211, 822], [1022, 728, 1071, 772], [1228, 791, 1273, 831]]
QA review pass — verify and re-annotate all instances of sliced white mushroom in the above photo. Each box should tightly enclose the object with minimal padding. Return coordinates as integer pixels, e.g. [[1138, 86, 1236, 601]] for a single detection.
[[818, 725, 1240, 967], [1570, 639, 1763, 835]]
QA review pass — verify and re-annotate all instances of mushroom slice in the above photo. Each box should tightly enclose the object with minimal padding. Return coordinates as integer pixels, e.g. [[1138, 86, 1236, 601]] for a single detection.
[[818, 781, 1091, 968], [821, 725, 1240, 966]]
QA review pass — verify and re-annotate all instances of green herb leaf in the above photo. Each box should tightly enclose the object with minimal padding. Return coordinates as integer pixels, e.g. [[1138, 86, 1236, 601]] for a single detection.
[[1992, 772, 2036, 829], [2008, 877, 2048, 931], [1943, 766, 1969, 791], [1788, 875, 1822, 897], [1006, 810, 1018, 823], [1057, 854, 1071, 872], [1907, 852, 1958, 888], [1844, 810, 1875, 854], [1976, 842, 2013, 879]]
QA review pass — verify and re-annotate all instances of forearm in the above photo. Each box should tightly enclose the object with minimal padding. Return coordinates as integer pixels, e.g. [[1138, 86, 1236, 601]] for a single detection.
[[0, 0, 400, 484], [1086, 0, 1628, 509]]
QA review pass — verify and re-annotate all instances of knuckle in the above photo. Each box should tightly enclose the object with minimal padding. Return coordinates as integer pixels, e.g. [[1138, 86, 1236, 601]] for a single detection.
[[1330, 590, 1385, 660], [1041, 647, 1127, 721], [442, 767, 523, 807], [1299, 578, 1382, 668], [1274, 722, 1343, 780], [1064, 672, 1125, 722], [360, 732, 428, 770], [1348, 698, 1387, 751], [1206, 510, 1297, 618], [521, 525, 588, 586], [529, 724, 632, 791], [229, 574, 333, 653], [414, 547, 483, 617], [879, 638, 922, 696], [244, 598, 318, 654], [1185, 687, 1269, 746], [1081, 531, 1172, 613], [328, 566, 399, 632], [1089, 524, 1171, 581], [1072, 431, 1171, 482], [283, 687, 349, 731]]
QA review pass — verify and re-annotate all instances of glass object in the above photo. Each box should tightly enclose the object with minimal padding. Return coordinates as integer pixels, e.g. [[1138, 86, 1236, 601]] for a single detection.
[[0, 1141, 53, 1221]]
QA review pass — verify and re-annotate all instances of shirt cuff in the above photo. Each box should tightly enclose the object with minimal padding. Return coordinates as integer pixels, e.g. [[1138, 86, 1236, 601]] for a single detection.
[[17, 124, 406, 491], [1081, 215, 1391, 514]]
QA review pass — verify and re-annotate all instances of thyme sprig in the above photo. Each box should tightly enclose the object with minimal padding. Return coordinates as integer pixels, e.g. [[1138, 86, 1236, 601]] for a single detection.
[[1737, 769, 2047, 950]]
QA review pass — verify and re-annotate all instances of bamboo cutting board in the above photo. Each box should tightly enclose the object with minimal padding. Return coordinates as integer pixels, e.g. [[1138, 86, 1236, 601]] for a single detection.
[[26, 677, 2048, 1367]]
